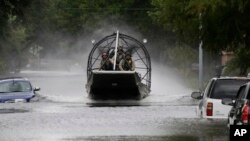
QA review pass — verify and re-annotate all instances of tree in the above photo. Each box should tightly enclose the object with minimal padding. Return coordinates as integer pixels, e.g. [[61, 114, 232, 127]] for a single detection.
[[0, 0, 31, 72], [224, 47, 250, 76], [150, 0, 250, 51], [150, 0, 250, 74]]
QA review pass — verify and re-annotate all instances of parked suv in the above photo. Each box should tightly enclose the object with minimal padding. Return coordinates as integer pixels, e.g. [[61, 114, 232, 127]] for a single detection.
[[222, 82, 250, 126], [191, 77, 250, 119]]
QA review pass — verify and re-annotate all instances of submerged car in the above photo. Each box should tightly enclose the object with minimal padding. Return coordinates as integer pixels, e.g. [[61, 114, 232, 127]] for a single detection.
[[0, 77, 40, 103], [191, 77, 250, 119], [222, 82, 250, 126]]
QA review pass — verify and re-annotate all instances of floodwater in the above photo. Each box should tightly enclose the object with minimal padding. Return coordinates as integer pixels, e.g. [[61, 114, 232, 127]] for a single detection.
[[0, 65, 228, 141]]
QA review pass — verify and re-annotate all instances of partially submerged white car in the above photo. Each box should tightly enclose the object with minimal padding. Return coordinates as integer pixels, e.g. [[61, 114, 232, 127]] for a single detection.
[[191, 77, 250, 119]]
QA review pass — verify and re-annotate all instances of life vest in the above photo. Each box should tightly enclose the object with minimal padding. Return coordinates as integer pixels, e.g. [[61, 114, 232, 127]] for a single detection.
[[116, 54, 124, 63], [101, 59, 113, 70], [123, 59, 133, 71]]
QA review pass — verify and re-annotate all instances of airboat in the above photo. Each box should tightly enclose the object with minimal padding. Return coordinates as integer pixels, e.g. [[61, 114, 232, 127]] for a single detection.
[[86, 31, 151, 99]]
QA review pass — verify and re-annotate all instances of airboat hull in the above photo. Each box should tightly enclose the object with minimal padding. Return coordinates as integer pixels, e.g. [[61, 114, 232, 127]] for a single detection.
[[86, 71, 150, 100]]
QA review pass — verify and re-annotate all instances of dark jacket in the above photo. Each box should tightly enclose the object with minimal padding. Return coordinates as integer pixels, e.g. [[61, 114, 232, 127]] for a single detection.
[[100, 59, 113, 70], [119, 59, 135, 71]]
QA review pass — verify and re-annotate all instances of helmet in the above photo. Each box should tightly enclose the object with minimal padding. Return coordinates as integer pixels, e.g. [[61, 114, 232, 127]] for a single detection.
[[118, 46, 123, 49], [125, 52, 131, 57], [118, 46, 123, 52], [102, 52, 108, 58]]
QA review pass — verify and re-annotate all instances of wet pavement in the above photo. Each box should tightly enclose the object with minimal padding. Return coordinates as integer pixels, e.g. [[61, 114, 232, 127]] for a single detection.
[[0, 68, 229, 141]]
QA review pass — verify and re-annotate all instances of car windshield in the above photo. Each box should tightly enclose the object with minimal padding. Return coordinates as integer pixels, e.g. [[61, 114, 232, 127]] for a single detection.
[[0, 81, 32, 93], [210, 79, 250, 99]]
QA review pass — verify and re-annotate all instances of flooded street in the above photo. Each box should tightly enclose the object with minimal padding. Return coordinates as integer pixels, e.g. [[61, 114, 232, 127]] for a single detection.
[[0, 68, 228, 141], [1, 1, 247, 141]]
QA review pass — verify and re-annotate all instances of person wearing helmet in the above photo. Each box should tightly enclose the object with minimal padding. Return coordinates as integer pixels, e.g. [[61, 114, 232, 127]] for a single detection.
[[111, 46, 125, 70], [99, 52, 113, 70], [117, 46, 124, 53], [119, 52, 135, 71]]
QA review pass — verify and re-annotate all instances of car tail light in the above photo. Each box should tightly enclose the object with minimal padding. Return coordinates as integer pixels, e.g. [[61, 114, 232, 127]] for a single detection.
[[206, 102, 213, 116], [241, 103, 249, 124]]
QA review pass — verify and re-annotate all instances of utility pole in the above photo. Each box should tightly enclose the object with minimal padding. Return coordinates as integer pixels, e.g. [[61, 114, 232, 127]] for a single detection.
[[198, 13, 203, 91]]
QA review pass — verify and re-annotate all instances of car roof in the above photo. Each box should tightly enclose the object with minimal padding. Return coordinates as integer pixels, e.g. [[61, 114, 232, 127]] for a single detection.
[[0, 77, 29, 82]]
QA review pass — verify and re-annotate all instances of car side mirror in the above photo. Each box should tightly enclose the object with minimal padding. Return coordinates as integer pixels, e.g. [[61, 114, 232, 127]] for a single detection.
[[34, 87, 40, 91], [236, 100, 244, 108], [221, 98, 234, 106], [191, 91, 202, 99]]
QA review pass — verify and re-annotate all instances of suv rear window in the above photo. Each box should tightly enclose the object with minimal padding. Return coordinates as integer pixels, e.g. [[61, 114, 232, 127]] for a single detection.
[[210, 79, 250, 99]]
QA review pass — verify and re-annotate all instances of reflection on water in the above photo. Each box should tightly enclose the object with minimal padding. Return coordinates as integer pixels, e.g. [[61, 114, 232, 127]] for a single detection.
[[64, 136, 199, 141], [0, 108, 29, 114], [64, 135, 228, 141], [86, 100, 144, 107]]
